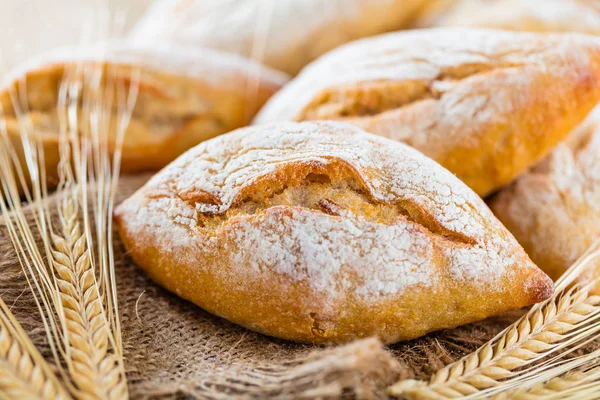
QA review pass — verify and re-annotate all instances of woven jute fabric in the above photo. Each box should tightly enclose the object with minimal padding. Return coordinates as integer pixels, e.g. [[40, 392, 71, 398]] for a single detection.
[[0, 174, 569, 399]]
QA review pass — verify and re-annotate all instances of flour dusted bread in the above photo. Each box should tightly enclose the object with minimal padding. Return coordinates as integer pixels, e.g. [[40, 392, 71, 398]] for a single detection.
[[254, 28, 600, 196], [1, 42, 287, 187], [129, 0, 430, 75], [490, 112, 600, 283], [430, 0, 600, 34], [433, 0, 600, 280], [114, 121, 553, 344]]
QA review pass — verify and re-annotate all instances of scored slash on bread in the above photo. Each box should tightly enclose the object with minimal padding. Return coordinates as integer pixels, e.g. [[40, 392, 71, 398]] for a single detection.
[[254, 28, 600, 197], [114, 121, 553, 344], [0, 41, 288, 189]]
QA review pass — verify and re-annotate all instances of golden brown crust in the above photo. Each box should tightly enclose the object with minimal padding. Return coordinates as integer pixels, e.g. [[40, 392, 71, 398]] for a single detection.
[[114, 121, 553, 344], [432, 0, 600, 283], [130, 0, 433, 75], [490, 112, 600, 282], [254, 28, 600, 196], [1, 42, 288, 188]]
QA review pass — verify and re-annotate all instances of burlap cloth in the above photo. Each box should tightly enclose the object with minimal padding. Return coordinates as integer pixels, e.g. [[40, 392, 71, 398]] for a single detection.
[[0, 174, 572, 399]]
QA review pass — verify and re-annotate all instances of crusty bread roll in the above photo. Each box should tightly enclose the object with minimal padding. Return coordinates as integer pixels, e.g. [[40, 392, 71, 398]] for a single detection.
[[254, 28, 600, 197], [1, 42, 288, 188], [430, 0, 600, 34], [490, 111, 600, 282], [129, 0, 431, 75], [114, 121, 553, 344], [426, 2, 600, 283]]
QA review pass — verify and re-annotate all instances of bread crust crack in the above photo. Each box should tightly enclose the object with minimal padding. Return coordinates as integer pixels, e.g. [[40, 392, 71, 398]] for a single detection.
[[176, 160, 476, 246], [299, 61, 525, 120]]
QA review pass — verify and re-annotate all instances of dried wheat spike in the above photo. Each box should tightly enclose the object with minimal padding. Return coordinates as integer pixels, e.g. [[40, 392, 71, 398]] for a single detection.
[[0, 298, 71, 400], [52, 195, 127, 399], [491, 364, 600, 400], [389, 286, 600, 399]]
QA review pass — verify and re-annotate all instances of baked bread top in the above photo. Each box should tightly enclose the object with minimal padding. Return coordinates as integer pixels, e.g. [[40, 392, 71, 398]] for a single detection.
[[490, 111, 600, 282], [129, 0, 430, 75], [1, 41, 288, 182], [254, 28, 600, 196], [432, 0, 600, 34], [114, 121, 553, 344]]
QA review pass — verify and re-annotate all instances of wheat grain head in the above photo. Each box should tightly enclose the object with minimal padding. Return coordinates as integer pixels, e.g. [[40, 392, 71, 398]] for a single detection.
[[0, 4, 139, 398], [490, 349, 600, 400], [50, 193, 127, 399], [0, 297, 71, 400]]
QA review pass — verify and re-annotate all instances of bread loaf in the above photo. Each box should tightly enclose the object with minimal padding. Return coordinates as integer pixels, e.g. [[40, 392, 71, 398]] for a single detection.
[[114, 121, 553, 344], [1, 42, 287, 187], [254, 28, 600, 196], [129, 0, 431, 75], [490, 112, 600, 283], [430, 1, 600, 284]]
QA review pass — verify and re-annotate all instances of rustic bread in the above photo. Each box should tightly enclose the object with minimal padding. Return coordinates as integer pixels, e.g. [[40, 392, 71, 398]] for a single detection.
[[490, 111, 600, 282], [114, 121, 553, 344], [1, 42, 288, 188], [254, 28, 600, 197], [430, 0, 600, 34], [428, 6, 600, 283], [129, 0, 431, 75]]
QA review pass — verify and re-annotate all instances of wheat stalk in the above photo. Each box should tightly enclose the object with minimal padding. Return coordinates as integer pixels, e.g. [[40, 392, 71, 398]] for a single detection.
[[0, 112, 129, 399], [0, 6, 139, 398], [490, 349, 600, 400], [50, 194, 126, 399], [389, 245, 600, 399], [0, 297, 71, 400], [492, 368, 600, 399]]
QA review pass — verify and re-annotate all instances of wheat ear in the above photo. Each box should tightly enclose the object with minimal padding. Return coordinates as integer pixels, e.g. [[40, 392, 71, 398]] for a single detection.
[[51, 193, 126, 399], [390, 245, 600, 399], [490, 349, 600, 400], [0, 10, 139, 398], [492, 368, 600, 400], [36, 54, 134, 399], [0, 297, 71, 400]]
